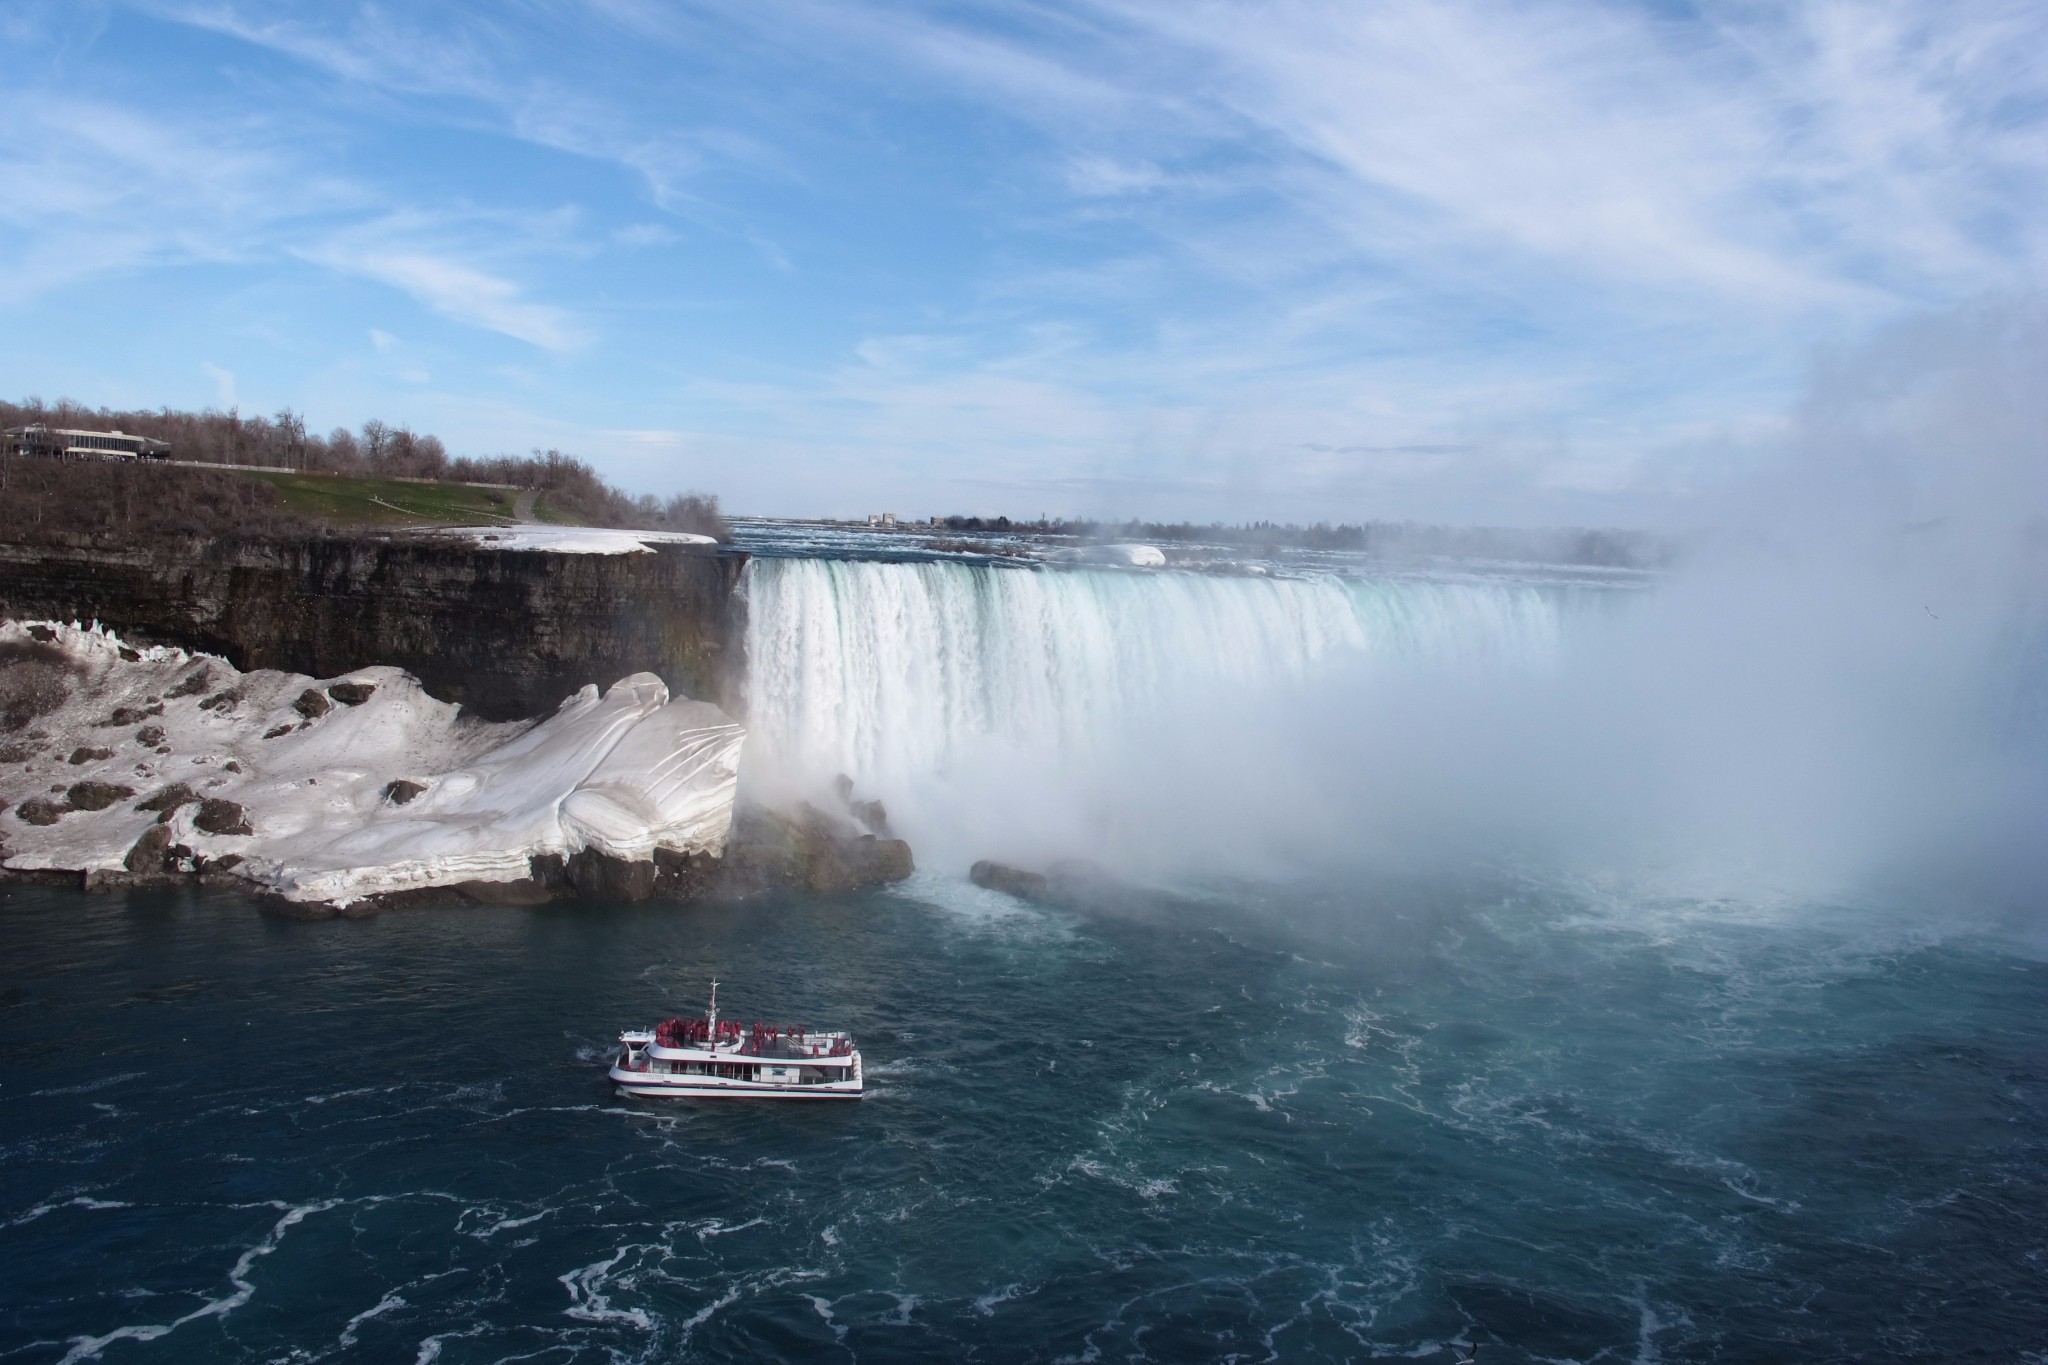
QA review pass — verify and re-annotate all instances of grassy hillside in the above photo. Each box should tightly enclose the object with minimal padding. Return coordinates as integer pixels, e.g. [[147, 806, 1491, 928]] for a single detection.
[[244, 472, 518, 528]]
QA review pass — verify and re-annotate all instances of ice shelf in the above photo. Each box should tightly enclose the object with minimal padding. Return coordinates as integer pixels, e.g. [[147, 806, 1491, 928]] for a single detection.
[[0, 620, 743, 905]]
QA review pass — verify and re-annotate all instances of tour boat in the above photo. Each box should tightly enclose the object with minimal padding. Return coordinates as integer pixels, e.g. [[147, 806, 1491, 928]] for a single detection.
[[609, 982, 863, 1100]]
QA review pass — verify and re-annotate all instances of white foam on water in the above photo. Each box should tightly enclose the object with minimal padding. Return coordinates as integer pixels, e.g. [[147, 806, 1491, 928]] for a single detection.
[[337, 1289, 407, 1348], [695, 1216, 767, 1240], [807, 1294, 849, 1342], [5, 1196, 129, 1228], [32, 1073, 147, 1097], [557, 1247, 655, 1332], [974, 1282, 1027, 1316], [56, 1197, 340, 1364]]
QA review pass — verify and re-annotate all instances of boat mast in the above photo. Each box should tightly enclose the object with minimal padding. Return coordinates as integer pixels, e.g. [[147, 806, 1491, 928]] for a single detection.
[[706, 979, 720, 1041]]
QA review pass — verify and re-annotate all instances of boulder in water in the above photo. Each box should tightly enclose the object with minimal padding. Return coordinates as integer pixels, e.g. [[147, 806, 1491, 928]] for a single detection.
[[971, 860, 1049, 901], [719, 802, 914, 897]]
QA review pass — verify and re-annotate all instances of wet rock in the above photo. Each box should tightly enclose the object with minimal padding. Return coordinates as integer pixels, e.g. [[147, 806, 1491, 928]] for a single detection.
[[68, 746, 114, 765], [136, 724, 166, 746], [224, 761, 242, 773], [327, 681, 376, 706], [719, 803, 915, 897], [652, 847, 720, 900], [564, 848, 659, 901], [850, 798, 892, 836], [118, 646, 141, 662], [383, 779, 427, 806], [194, 852, 244, 873], [26, 625, 55, 642], [164, 665, 212, 699], [193, 798, 252, 836], [66, 781, 136, 812], [0, 741, 37, 763], [292, 688, 332, 720], [136, 782, 199, 817], [198, 689, 241, 712], [263, 724, 293, 739], [809, 833, 914, 892], [971, 860, 1049, 901], [124, 824, 176, 874], [15, 798, 66, 826], [970, 858, 1130, 911]]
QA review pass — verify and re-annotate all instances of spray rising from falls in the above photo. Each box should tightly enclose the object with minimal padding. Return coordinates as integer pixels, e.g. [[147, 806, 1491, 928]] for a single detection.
[[739, 546, 2048, 904], [742, 557, 1568, 872]]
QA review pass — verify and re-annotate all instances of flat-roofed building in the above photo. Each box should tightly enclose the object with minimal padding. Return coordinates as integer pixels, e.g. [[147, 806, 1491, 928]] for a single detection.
[[3, 424, 171, 460]]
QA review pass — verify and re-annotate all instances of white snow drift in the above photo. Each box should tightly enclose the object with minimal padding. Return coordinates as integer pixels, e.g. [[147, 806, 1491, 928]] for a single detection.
[[438, 525, 718, 554], [0, 621, 743, 905]]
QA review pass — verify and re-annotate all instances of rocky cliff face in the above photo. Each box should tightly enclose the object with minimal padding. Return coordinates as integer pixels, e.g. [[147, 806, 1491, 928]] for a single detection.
[[0, 535, 747, 720]]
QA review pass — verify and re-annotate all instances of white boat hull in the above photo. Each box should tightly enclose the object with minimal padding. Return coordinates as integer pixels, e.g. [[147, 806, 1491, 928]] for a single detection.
[[608, 1056, 863, 1101]]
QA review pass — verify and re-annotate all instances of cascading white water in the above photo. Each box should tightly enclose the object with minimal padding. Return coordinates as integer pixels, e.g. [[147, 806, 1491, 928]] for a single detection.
[[741, 557, 1567, 869]]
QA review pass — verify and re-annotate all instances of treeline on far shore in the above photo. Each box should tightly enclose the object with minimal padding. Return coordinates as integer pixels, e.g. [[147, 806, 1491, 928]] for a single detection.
[[931, 514, 1670, 570], [1, 397, 727, 540]]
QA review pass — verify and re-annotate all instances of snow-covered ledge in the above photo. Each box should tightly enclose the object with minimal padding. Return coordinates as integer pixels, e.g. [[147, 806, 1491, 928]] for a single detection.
[[436, 525, 720, 555], [0, 621, 742, 907]]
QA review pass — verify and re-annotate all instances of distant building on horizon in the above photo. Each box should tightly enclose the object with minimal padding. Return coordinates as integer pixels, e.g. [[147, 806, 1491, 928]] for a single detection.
[[866, 512, 897, 527], [4, 424, 171, 461]]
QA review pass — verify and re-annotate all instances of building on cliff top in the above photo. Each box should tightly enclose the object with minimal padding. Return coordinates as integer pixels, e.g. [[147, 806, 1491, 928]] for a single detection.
[[4, 424, 172, 461]]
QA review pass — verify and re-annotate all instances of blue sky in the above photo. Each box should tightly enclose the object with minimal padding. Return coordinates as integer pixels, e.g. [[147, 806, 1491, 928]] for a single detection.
[[1, 1, 2041, 523]]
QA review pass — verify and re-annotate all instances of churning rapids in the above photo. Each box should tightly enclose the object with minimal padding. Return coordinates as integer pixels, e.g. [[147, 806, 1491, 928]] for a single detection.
[[6, 550, 2048, 1363]]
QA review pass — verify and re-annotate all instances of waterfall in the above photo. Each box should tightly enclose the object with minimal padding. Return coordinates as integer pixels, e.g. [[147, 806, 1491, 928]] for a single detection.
[[737, 546, 2043, 896], [741, 558, 1566, 866]]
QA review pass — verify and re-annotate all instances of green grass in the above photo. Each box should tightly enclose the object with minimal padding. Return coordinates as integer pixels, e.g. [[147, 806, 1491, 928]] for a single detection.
[[244, 472, 520, 528], [530, 492, 577, 525]]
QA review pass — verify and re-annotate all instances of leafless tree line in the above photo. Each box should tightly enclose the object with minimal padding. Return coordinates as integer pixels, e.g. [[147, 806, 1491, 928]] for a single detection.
[[2, 397, 729, 540]]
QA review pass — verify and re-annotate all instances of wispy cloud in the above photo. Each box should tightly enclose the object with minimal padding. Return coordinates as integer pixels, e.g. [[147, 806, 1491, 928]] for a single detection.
[[200, 361, 237, 407], [308, 244, 589, 352]]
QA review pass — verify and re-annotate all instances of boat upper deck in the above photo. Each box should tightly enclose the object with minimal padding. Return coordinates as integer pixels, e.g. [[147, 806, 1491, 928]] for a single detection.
[[629, 1015, 857, 1065]]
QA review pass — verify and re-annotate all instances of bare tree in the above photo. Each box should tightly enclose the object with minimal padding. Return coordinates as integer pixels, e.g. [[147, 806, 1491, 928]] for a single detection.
[[326, 427, 361, 471], [275, 407, 308, 471], [361, 419, 390, 468], [413, 434, 449, 479], [385, 425, 418, 475]]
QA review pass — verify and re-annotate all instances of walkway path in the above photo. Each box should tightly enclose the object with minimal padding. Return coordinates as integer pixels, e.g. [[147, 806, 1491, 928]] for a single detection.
[[513, 489, 539, 523]]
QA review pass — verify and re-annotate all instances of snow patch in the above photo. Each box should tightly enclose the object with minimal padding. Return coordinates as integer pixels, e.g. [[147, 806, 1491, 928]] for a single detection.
[[438, 524, 717, 555]]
